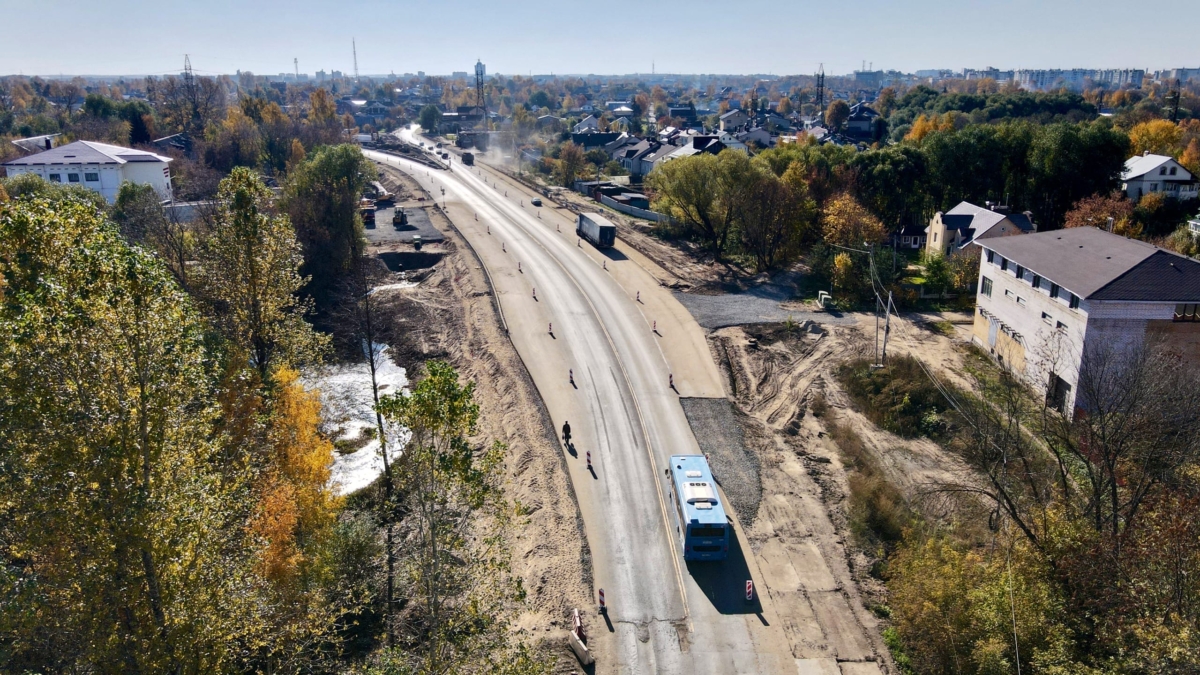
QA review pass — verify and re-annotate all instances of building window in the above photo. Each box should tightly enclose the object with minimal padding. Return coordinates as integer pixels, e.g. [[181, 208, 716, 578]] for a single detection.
[[1151, 183, 1159, 192], [1160, 167, 1168, 175], [85, 172, 99, 182], [1042, 311, 1053, 324], [1051, 283, 1061, 299], [1015, 265, 1024, 279], [1032, 275, 1042, 289], [933, 232, 938, 243], [48, 174, 61, 182], [1048, 372, 1072, 413], [1069, 293, 1080, 309], [986, 250, 995, 264], [1005, 289, 1015, 299], [1056, 321, 1067, 331], [68, 173, 80, 183], [1170, 166, 1178, 176], [1175, 304, 1200, 321], [1000, 257, 1008, 272], [1017, 296, 1027, 306], [981, 277, 993, 297]]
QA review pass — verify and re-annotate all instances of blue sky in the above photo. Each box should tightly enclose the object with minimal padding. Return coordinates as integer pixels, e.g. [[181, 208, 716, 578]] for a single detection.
[[1, 0, 1193, 77]]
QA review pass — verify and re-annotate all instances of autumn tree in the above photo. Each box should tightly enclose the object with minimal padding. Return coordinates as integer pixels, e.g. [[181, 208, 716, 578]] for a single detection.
[[306, 88, 344, 146], [738, 162, 817, 271], [822, 193, 888, 248], [1180, 137, 1200, 176], [198, 167, 328, 381], [203, 108, 264, 172], [0, 190, 269, 671], [825, 99, 850, 131], [647, 149, 756, 257], [1128, 119, 1183, 157], [555, 141, 586, 187], [1063, 190, 1138, 236]]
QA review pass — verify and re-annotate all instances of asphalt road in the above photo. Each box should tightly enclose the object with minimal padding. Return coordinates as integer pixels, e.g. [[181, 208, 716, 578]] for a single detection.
[[364, 128, 794, 674]]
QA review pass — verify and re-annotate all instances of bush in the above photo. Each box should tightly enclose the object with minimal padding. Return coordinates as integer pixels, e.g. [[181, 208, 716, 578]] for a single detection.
[[828, 422, 913, 556], [837, 355, 955, 438]]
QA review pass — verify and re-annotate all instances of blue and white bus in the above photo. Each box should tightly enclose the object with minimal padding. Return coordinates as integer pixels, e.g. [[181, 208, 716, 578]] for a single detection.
[[668, 454, 729, 561]]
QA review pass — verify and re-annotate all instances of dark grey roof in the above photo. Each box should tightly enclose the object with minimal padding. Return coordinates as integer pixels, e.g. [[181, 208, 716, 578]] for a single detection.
[[1090, 251, 1200, 301], [1005, 212, 1036, 233], [981, 227, 1200, 301]]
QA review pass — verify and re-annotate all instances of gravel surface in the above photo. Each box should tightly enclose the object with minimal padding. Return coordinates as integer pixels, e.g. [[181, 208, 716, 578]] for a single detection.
[[673, 284, 858, 329], [678, 397, 763, 526], [364, 205, 445, 244]]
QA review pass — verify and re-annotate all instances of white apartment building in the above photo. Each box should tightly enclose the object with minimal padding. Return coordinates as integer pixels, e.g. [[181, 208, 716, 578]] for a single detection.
[[973, 227, 1200, 412], [2, 140, 173, 203]]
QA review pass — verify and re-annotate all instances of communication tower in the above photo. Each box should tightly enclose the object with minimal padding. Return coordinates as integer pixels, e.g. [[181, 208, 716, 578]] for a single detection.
[[353, 39, 359, 82], [815, 65, 826, 117], [475, 59, 487, 114]]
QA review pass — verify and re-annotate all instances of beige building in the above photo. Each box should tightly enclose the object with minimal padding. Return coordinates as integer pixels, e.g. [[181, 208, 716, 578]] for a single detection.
[[926, 201, 1035, 257]]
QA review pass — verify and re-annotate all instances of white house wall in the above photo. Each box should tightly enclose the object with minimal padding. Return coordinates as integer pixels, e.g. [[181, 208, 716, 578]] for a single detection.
[[974, 249, 1088, 407]]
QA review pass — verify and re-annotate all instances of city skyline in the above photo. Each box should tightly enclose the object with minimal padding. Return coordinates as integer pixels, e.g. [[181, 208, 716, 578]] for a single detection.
[[1, 0, 1195, 78]]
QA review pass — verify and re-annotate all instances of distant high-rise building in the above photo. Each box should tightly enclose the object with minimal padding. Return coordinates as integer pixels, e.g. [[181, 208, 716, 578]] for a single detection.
[[1016, 69, 1143, 92]]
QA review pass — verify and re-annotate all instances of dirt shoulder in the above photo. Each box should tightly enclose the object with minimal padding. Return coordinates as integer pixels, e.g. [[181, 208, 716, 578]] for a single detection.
[[707, 312, 985, 673], [369, 164, 593, 666]]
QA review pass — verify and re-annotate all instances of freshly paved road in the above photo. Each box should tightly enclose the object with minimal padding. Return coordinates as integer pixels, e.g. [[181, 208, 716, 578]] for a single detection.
[[365, 128, 794, 674]]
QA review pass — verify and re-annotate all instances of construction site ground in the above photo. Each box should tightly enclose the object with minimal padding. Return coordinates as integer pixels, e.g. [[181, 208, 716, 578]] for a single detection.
[[368, 164, 593, 668], [368, 150, 985, 672]]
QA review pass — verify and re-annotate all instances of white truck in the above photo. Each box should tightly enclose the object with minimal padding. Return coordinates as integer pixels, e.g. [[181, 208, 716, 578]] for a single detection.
[[576, 212, 616, 248]]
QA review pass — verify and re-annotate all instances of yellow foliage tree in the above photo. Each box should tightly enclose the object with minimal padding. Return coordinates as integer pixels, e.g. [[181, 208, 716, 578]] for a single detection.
[[832, 251, 854, 290], [285, 138, 307, 174], [822, 193, 888, 248], [1129, 119, 1183, 157], [250, 366, 338, 584], [905, 114, 938, 143], [1181, 138, 1200, 177]]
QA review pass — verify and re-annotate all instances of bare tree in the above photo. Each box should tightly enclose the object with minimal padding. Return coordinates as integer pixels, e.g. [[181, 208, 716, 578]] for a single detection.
[[332, 246, 399, 643], [940, 336, 1200, 559]]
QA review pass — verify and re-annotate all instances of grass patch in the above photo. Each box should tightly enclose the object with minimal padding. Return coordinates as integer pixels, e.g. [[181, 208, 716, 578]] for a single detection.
[[836, 355, 957, 439], [828, 421, 914, 568], [927, 320, 956, 337], [333, 425, 378, 455]]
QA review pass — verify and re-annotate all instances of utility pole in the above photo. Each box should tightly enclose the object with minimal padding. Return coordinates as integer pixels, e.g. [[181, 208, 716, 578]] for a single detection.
[[294, 58, 299, 80], [352, 39, 360, 83]]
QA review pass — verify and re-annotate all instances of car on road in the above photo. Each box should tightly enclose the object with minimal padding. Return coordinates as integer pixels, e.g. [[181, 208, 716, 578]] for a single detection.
[[531, 197, 542, 207]]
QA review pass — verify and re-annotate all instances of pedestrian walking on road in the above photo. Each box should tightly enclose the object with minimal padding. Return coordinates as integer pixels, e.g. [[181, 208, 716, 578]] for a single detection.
[[562, 420, 572, 446]]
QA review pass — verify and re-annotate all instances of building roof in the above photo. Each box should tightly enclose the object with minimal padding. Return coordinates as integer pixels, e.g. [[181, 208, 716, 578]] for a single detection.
[[847, 102, 880, 120], [942, 201, 1035, 244], [1121, 153, 1184, 180], [3, 140, 172, 167], [980, 226, 1200, 301], [719, 109, 747, 120]]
